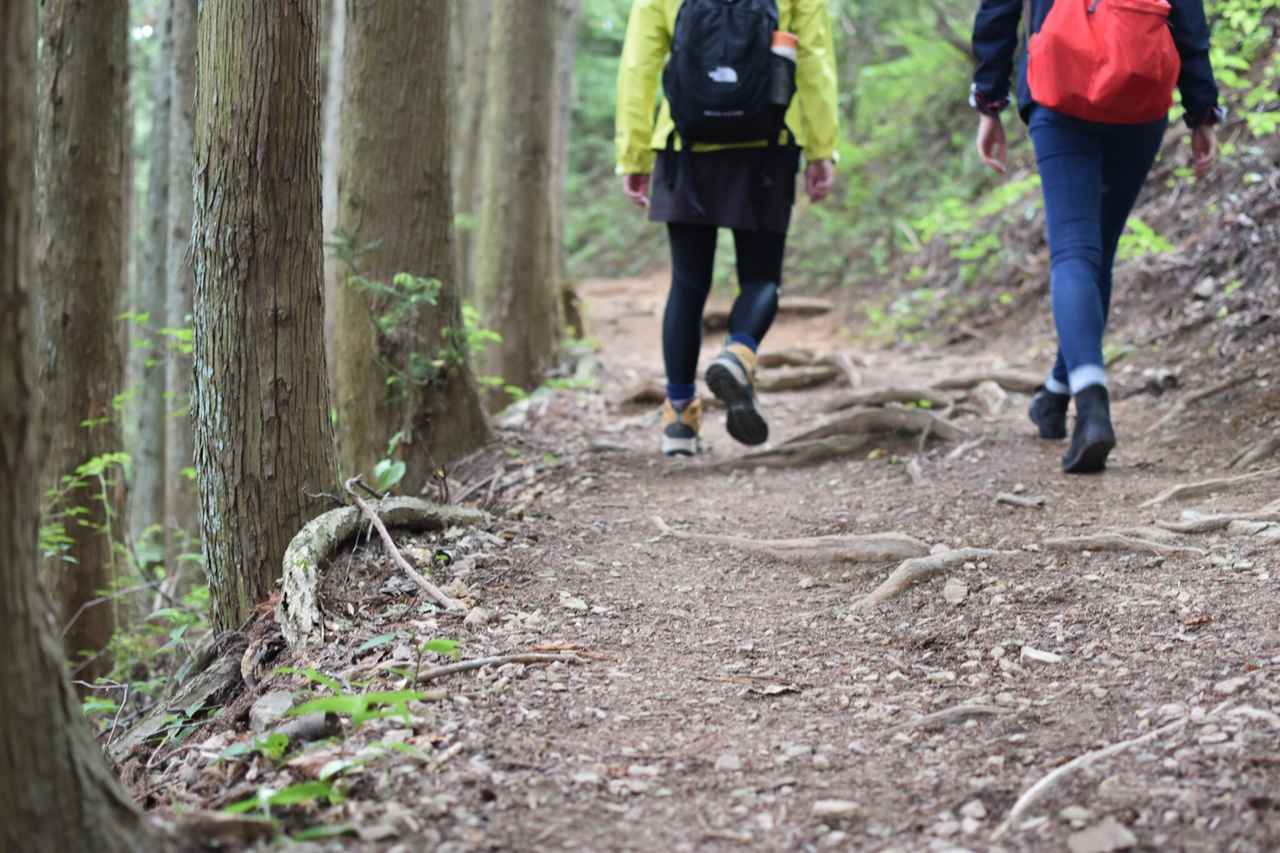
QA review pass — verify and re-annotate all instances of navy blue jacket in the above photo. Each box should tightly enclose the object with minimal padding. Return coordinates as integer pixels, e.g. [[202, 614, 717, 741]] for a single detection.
[[971, 0, 1220, 127]]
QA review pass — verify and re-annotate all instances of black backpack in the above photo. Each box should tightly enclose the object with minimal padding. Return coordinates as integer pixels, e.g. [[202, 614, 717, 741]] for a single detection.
[[663, 0, 783, 145], [661, 0, 796, 213]]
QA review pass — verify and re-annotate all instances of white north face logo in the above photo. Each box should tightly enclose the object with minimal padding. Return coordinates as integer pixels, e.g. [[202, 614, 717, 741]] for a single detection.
[[708, 66, 739, 83]]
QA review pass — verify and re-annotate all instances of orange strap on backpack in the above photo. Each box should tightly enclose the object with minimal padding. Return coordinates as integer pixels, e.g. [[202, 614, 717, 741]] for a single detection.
[[1028, 0, 1182, 124]]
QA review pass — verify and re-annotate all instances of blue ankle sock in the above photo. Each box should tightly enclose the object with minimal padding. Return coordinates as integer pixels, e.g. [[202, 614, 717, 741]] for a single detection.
[[728, 333, 758, 352], [666, 383, 696, 406]]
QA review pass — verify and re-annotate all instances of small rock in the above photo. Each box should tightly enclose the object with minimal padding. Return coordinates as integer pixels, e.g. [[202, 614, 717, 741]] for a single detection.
[[560, 593, 588, 611], [943, 578, 969, 605], [1068, 817, 1137, 853], [1215, 675, 1249, 695], [249, 691, 295, 734], [932, 820, 961, 837], [464, 607, 495, 627], [572, 771, 602, 786], [961, 816, 982, 835], [973, 380, 1009, 415], [812, 800, 859, 819], [1060, 805, 1093, 824], [799, 576, 820, 590], [628, 764, 661, 778], [1021, 646, 1063, 665], [821, 831, 848, 849], [960, 800, 987, 820], [715, 753, 743, 772], [1191, 278, 1216, 300], [1198, 731, 1229, 745], [1226, 520, 1270, 537]]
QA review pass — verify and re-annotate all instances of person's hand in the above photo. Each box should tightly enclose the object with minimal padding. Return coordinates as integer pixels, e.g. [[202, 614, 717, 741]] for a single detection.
[[1191, 124, 1218, 181], [805, 159, 835, 202], [976, 113, 1007, 174], [622, 173, 650, 209]]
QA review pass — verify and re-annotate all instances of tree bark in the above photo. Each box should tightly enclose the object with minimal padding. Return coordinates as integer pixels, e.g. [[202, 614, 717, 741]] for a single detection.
[[451, 0, 491, 303], [332, 0, 492, 489], [475, 0, 563, 399], [128, 5, 173, 565], [35, 0, 129, 680], [551, 0, 581, 330], [320, 0, 347, 400], [164, 0, 199, 573], [2, 3, 155, 848], [192, 0, 338, 633]]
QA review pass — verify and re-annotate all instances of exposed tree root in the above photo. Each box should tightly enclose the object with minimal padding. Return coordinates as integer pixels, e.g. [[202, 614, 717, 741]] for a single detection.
[[830, 352, 863, 388], [1146, 373, 1254, 433], [991, 719, 1186, 841], [905, 457, 927, 487], [1155, 505, 1280, 534], [1043, 533, 1207, 556], [1231, 434, 1280, 469], [1139, 466, 1280, 508], [703, 296, 833, 331], [855, 549, 1002, 611], [710, 435, 873, 470], [783, 406, 967, 447], [413, 653, 582, 684], [932, 370, 1042, 395], [758, 347, 818, 369], [755, 365, 837, 392], [883, 704, 1005, 736], [946, 436, 986, 461], [822, 386, 953, 415], [652, 516, 930, 565], [278, 489, 487, 648]]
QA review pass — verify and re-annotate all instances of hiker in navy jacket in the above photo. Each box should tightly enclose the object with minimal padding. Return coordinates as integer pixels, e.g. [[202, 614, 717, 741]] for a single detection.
[[970, 0, 1222, 474]]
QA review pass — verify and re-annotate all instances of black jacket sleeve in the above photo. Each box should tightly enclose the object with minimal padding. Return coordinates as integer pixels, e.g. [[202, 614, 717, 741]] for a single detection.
[[971, 0, 1025, 106], [1168, 0, 1221, 127]]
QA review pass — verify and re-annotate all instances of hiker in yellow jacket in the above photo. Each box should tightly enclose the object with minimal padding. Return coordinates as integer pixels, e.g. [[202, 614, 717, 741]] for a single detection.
[[616, 0, 839, 457]]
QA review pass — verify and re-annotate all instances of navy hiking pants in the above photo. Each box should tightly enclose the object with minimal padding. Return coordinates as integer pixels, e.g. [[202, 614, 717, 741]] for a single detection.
[[1029, 106, 1166, 395]]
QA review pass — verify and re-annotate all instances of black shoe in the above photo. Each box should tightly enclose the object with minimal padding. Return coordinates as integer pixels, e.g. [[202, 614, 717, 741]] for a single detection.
[[705, 344, 768, 446], [1062, 384, 1115, 474], [1028, 386, 1070, 440]]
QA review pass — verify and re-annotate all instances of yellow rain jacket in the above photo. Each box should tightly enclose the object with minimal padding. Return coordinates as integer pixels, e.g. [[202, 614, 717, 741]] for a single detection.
[[615, 0, 840, 175]]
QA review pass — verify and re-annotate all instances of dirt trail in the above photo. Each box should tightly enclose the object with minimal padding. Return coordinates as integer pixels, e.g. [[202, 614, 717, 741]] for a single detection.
[[139, 270, 1279, 852]]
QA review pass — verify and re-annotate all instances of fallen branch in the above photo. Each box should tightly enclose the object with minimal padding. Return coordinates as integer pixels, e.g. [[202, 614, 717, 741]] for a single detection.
[[782, 406, 967, 447], [345, 477, 465, 613], [932, 370, 1042, 395], [709, 435, 873, 470], [855, 549, 1002, 611], [1139, 466, 1280, 508], [883, 704, 1005, 736], [991, 719, 1186, 841], [822, 386, 952, 415], [652, 516, 930, 565], [1043, 533, 1206, 556], [1147, 373, 1254, 433], [278, 490, 487, 648]]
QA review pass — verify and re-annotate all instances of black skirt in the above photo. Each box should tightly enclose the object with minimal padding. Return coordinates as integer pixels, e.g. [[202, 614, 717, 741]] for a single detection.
[[649, 145, 801, 234]]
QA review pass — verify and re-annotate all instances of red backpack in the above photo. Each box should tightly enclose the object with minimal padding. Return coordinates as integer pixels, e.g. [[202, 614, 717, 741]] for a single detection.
[[1028, 0, 1182, 124]]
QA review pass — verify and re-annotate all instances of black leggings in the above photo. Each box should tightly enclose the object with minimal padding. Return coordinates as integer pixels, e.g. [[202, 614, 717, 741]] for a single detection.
[[663, 222, 785, 394]]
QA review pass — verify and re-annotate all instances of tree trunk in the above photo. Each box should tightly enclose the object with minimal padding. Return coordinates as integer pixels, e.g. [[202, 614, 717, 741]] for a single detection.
[[451, 0, 491, 303], [1, 3, 155, 847], [321, 0, 347, 400], [475, 0, 563, 399], [35, 0, 129, 680], [551, 0, 581, 327], [163, 0, 199, 576], [192, 0, 338, 633], [332, 0, 492, 489], [128, 5, 173, 566]]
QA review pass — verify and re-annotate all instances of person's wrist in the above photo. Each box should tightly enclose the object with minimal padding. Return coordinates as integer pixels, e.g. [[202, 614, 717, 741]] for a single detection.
[[1186, 105, 1227, 129], [969, 83, 1008, 118]]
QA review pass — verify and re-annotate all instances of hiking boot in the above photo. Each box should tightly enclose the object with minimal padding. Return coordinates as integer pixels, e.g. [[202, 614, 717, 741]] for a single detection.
[[704, 343, 768, 446], [1062, 384, 1115, 474], [1028, 386, 1070, 440], [660, 398, 702, 457]]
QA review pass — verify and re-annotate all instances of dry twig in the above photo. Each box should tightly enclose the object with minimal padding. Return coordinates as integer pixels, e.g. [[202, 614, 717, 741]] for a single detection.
[[344, 477, 465, 612], [1043, 533, 1206, 556], [883, 704, 1005, 736], [996, 492, 1044, 509], [413, 653, 581, 684]]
